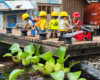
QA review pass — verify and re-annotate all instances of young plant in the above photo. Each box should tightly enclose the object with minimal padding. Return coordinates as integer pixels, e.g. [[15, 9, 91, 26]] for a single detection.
[[3, 43, 41, 66], [9, 69, 24, 80], [3, 43, 22, 63], [33, 47, 69, 75], [50, 71, 64, 80], [33, 47, 80, 75], [67, 71, 87, 80], [33, 52, 54, 75], [50, 71, 86, 80], [25, 44, 41, 64], [64, 61, 80, 73]]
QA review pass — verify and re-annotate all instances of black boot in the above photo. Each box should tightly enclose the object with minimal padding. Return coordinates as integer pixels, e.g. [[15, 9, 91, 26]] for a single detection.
[[58, 36, 64, 41], [55, 33, 58, 38], [50, 33, 53, 38]]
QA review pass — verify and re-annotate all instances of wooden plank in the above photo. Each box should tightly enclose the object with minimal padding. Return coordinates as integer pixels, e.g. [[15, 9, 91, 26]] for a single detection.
[[67, 0, 69, 14], [0, 36, 58, 56], [1, 36, 100, 57]]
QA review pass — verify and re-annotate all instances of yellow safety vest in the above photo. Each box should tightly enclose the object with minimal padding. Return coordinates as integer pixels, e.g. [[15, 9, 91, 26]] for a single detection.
[[66, 20, 68, 23], [49, 19, 59, 30]]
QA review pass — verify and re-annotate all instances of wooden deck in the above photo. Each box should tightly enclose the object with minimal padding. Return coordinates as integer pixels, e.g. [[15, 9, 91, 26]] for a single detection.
[[0, 29, 100, 57]]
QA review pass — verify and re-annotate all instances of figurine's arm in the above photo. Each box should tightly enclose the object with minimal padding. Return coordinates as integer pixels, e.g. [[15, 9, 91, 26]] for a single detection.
[[23, 24, 27, 29], [31, 25, 34, 30], [68, 25, 73, 30], [34, 22, 39, 27], [65, 21, 73, 30], [49, 21, 52, 29], [41, 25, 44, 31]]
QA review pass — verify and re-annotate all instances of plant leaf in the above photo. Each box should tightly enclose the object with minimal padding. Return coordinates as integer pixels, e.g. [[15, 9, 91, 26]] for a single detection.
[[9, 69, 24, 80], [26, 56, 40, 64], [79, 78, 87, 80], [33, 65, 42, 70], [35, 44, 40, 56], [64, 68, 70, 73], [65, 55, 70, 61], [3, 53, 12, 57], [56, 47, 67, 59], [24, 44, 35, 55], [33, 63, 44, 70], [20, 53, 30, 58], [17, 52, 23, 57], [9, 43, 20, 50], [70, 61, 80, 68], [57, 59, 65, 64], [67, 71, 81, 80], [39, 52, 53, 61], [50, 71, 64, 80], [49, 57, 55, 64], [11, 47, 22, 54]]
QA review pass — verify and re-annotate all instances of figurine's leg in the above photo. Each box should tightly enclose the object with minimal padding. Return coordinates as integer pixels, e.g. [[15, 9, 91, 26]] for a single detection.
[[54, 30, 58, 38], [30, 30, 35, 37], [50, 30, 53, 38], [35, 27, 40, 34], [41, 30, 46, 32], [58, 31, 63, 41]]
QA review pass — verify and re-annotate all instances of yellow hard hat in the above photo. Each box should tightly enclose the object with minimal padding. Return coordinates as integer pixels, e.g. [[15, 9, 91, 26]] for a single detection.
[[51, 11, 58, 16], [39, 11, 47, 16], [22, 13, 29, 20], [60, 11, 69, 17]]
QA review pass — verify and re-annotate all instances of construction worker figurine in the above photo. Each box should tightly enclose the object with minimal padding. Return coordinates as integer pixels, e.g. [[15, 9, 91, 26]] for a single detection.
[[33, 11, 41, 34], [59, 11, 73, 41], [72, 12, 82, 32], [49, 11, 59, 38], [22, 13, 35, 37], [34, 11, 48, 32]]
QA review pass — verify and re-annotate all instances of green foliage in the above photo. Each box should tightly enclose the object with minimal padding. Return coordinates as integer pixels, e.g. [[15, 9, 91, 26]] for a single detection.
[[67, 71, 82, 80], [50, 71, 64, 80], [33, 47, 79, 75], [24, 43, 35, 56], [4, 44, 85, 80], [20, 53, 30, 58], [11, 47, 22, 54], [69, 61, 80, 68], [12, 56, 21, 63], [9, 69, 24, 80], [26, 56, 40, 64], [39, 52, 53, 61], [56, 47, 67, 59], [36, 44, 40, 56], [79, 78, 87, 80], [3, 43, 41, 65], [3, 53, 12, 57], [22, 58, 30, 66], [9, 43, 20, 50]]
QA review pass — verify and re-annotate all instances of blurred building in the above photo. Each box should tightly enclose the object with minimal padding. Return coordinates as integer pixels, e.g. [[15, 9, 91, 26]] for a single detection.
[[0, 0, 34, 29]]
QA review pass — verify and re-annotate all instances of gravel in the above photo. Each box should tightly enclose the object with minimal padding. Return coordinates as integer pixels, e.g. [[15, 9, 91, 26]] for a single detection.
[[74, 54, 100, 72]]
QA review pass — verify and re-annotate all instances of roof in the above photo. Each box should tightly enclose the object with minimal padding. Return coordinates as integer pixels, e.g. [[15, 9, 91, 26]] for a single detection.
[[82, 0, 90, 4], [0, 1, 34, 11]]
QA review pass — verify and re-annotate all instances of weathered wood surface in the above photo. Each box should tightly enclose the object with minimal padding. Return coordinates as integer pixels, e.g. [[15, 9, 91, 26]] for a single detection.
[[0, 29, 100, 57]]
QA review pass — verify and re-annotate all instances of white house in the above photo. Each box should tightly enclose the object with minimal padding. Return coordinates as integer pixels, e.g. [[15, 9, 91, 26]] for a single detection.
[[0, 0, 34, 29]]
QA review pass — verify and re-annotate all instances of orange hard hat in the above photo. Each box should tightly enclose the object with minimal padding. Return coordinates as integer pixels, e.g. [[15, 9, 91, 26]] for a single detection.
[[73, 12, 80, 17]]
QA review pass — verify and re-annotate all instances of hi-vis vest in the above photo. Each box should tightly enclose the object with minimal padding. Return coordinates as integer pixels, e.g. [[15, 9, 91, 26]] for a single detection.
[[49, 19, 59, 30], [66, 20, 68, 23], [72, 20, 79, 27]]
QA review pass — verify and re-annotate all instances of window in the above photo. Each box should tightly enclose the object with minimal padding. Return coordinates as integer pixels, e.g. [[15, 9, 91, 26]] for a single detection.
[[8, 15, 17, 27], [47, 6, 51, 14], [9, 17, 16, 24]]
